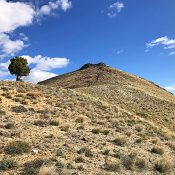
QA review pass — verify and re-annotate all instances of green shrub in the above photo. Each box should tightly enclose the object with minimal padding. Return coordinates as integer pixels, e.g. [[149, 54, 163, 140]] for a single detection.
[[5, 141, 31, 155], [135, 158, 147, 170], [0, 159, 17, 170], [34, 120, 47, 127], [122, 155, 134, 170], [77, 165, 84, 171], [49, 120, 59, 126], [91, 128, 100, 134], [75, 117, 84, 123], [56, 149, 63, 157], [0, 109, 6, 115], [66, 163, 74, 169], [60, 125, 69, 132], [101, 130, 110, 135], [4, 123, 15, 129], [11, 105, 28, 113], [103, 149, 110, 155], [77, 147, 93, 157], [56, 161, 64, 172], [21, 159, 44, 175], [75, 156, 85, 163]]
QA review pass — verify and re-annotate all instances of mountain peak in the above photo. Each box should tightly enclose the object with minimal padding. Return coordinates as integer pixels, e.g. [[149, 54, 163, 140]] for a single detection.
[[79, 62, 107, 70]]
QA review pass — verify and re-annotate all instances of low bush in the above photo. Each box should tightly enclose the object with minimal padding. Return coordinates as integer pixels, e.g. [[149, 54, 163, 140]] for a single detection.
[[56, 160, 64, 173], [122, 155, 134, 170], [0, 159, 17, 170], [155, 158, 171, 173], [21, 159, 44, 175], [34, 120, 47, 127], [4, 122, 15, 129], [0, 109, 6, 115], [77, 147, 93, 157], [91, 128, 101, 134], [151, 146, 164, 155], [104, 158, 121, 172], [49, 120, 59, 126], [75, 156, 85, 163], [75, 117, 84, 123], [5, 141, 31, 155], [11, 105, 28, 113], [135, 158, 147, 170], [113, 135, 127, 146]]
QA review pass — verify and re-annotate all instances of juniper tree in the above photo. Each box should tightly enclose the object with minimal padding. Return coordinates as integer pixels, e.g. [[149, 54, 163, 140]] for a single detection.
[[8, 56, 30, 81]]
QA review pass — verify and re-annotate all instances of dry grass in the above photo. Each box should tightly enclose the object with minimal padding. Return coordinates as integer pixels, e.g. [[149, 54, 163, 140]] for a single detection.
[[151, 146, 164, 155], [113, 134, 127, 146], [155, 158, 172, 173], [0, 80, 175, 174], [104, 158, 121, 172]]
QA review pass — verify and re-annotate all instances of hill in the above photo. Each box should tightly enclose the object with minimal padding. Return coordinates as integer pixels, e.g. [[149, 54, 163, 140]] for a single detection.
[[0, 63, 175, 174], [39, 63, 175, 132]]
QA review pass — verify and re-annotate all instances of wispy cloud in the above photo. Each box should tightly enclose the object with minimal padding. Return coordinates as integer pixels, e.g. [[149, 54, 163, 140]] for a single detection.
[[168, 51, 175, 56], [117, 49, 124, 54], [36, 0, 72, 16], [107, 1, 125, 18], [146, 36, 175, 56]]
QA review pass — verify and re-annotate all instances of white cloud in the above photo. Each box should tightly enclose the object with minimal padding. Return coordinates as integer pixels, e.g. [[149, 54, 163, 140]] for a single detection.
[[19, 33, 29, 41], [0, 1, 72, 81], [0, 55, 69, 83], [146, 36, 175, 49], [109, 2, 125, 12], [146, 36, 175, 56], [168, 51, 175, 56], [23, 68, 57, 83], [23, 54, 69, 83], [165, 85, 175, 94], [107, 1, 124, 18], [0, 0, 72, 57], [22, 55, 69, 71], [0, 60, 10, 78], [0, 0, 34, 56], [0, 0, 35, 33], [37, 0, 72, 16], [0, 60, 10, 70], [0, 33, 26, 55], [0, 0, 72, 33], [60, 0, 72, 11], [0, 70, 9, 77]]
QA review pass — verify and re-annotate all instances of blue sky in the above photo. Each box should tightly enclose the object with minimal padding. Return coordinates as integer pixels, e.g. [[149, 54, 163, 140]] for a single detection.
[[0, 0, 175, 92]]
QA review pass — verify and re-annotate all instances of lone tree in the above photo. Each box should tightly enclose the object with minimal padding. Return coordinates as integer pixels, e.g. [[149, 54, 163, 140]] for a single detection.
[[8, 56, 30, 81]]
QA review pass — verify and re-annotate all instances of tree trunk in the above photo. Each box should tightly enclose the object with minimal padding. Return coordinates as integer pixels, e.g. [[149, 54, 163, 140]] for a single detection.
[[16, 75, 20, 81]]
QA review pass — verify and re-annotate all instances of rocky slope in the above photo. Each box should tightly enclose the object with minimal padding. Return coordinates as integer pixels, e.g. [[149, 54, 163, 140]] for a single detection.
[[0, 64, 175, 174], [39, 63, 175, 132]]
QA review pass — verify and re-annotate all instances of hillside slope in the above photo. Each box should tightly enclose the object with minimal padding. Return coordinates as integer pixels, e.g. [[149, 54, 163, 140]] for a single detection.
[[0, 81, 175, 174], [38, 63, 175, 132]]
